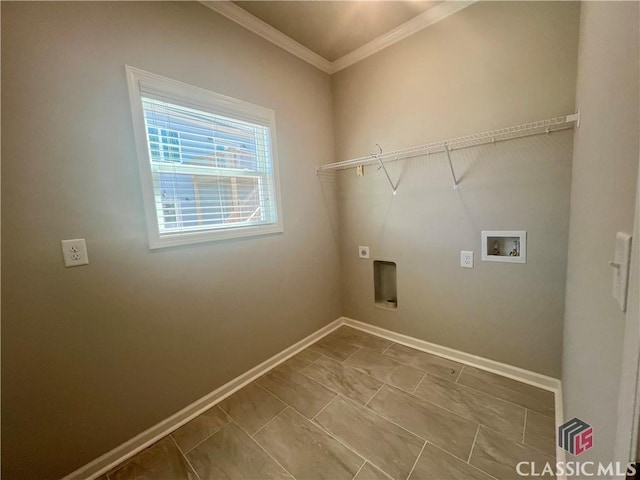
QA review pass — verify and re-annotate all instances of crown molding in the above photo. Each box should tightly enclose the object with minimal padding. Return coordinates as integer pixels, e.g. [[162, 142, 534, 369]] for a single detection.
[[201, 0, 476, 75], [201, 1, 333, 74], [331, 0, 477, 73]]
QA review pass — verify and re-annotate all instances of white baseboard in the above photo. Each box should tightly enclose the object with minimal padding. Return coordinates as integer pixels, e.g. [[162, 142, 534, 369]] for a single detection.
[[62, 318, 344, 480], [554, 386, 567, 480], [343, 317, 565, 473], [64, 316, 563, 480], [342, 317, 561, 392]]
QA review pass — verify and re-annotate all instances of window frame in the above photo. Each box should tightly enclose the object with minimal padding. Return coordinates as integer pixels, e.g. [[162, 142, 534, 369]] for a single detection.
[[125, 66, 284, 249]]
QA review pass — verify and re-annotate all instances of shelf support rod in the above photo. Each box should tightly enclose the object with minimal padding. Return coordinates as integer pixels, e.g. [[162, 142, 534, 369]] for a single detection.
[[445, 145, 459, 190], [374, 144, 398, 195]]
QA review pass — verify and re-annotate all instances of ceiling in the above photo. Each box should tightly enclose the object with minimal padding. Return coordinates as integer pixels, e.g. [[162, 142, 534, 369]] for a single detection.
[[203, 0, 473, 73], [233, 1, 443, 61]]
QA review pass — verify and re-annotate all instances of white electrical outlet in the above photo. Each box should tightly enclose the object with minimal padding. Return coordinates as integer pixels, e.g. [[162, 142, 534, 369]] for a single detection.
[[461, 251, 474, 268], [61, 239, 89, 267], [359, 246, 370, 259]]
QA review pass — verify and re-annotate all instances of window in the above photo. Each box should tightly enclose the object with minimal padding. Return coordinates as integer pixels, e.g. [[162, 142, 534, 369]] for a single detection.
[[126, 66, 283, 248]]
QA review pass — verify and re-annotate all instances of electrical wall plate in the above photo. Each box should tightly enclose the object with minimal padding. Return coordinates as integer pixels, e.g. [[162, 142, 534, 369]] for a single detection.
[[61, 238, 89, 267], [461, 251, 474, 268], [609, 231, 632, 312], [359, 246, 370, 259]]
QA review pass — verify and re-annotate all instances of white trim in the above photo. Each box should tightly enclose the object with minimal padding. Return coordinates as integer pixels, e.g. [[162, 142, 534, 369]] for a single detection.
[[342, 317, 561, 392], [62, 318, 344, 480], [344, 318, 566, 469], [613, 156, 640, 477], [62, 317, 562, 480], [331, 0, 476, 73], [555, 386, 567, 480], [199, 1, 476, 75], [200, 1, 333, 74], [125, 66, 285, 249]]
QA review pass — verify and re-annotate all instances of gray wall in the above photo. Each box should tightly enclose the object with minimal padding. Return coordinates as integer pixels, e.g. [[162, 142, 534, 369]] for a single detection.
[[6, 1, 635, 478], [1, 2, 340, 478], [331, 1, 580, 377], [562, 1, 640, 465]]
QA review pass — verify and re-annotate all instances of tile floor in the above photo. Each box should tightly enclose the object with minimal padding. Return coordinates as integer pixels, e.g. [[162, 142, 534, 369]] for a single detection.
[[102, 326, 556, 480]]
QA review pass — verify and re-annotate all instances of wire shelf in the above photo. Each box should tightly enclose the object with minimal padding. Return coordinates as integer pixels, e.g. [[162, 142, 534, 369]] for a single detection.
[[317, 113, 579, 172]]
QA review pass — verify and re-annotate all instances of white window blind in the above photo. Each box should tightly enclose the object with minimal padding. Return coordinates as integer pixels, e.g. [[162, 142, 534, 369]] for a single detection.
[[126, 67, 283, 248]]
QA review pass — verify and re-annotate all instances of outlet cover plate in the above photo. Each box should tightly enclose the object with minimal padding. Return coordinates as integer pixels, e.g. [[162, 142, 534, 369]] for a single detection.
[[359, 246, 370, 259], [61, 238, 89, 267], [611, 231, 632, 312], [461, 251, 474, 268]]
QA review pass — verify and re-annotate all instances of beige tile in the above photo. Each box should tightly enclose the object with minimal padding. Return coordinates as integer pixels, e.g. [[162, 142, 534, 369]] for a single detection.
[[414, 374, 526, 440], [283, 348, 321, 371], [457, 366, 555, 417], [383, 344, 463, 381], [218, 383, 286, 435], [329, 327, 393, 353], [304, 355, 383, 404], [409, 443, 493, 480], [524, 410, 556, 457], [309, 335, 360, 361], [187, 423, 292, 479], [110, 437, 197, 480], [171, 406, 231, 453], [470, 426, 555, 479], [354, 462, 392, 480], [368, 384, 478, 460], [258, 364, 337, 418], [254, 407, 363, 480], [345, 348, 424, 392], [315, 395, 424, 480]]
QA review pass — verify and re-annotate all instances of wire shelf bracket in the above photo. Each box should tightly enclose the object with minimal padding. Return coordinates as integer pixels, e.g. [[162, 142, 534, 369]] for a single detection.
[[444, 144, 459, 191], [372, 144, 398, 195], [316, 112, 580, 193]]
